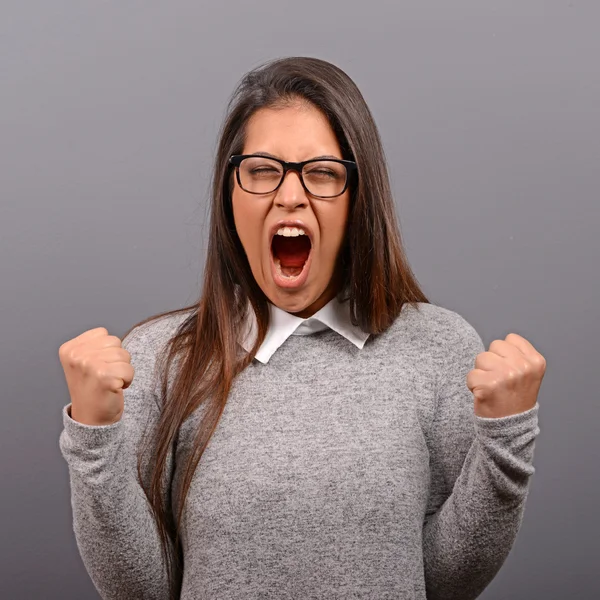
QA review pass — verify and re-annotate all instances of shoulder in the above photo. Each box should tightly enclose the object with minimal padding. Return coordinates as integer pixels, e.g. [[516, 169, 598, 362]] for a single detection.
[[122, 307, 196, 357], [119, 307, 197, 398], [399, 301, 482, 342], [375, 301, 485, 362]]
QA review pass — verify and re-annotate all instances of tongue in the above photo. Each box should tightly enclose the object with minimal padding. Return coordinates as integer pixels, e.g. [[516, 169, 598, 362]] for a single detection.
[[272, 235, 311, 268]]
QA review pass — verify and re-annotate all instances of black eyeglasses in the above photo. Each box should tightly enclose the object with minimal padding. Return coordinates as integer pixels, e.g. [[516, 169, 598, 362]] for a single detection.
[[229, 154, 357, 199]]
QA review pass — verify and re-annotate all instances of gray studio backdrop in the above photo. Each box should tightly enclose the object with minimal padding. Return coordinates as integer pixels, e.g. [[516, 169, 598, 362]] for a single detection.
[[2, 1, 598, 599]]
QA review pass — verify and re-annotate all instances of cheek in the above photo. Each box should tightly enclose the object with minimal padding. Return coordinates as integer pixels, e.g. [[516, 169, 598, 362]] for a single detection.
[[318, 201, 349, 258], [232, 191, 264, 262]]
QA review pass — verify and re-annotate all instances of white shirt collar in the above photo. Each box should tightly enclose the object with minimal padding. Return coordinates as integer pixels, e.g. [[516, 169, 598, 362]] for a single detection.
[[240, 296, 370, 364]]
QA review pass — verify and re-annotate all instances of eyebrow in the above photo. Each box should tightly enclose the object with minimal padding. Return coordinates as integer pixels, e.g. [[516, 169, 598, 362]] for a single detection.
[[250, 151, 342, 161]]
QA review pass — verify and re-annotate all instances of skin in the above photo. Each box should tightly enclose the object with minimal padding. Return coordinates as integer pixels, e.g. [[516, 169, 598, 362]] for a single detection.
[[231, 102, 547, 419], [468, 333, 547, 418], [231, 101, 350, 318]]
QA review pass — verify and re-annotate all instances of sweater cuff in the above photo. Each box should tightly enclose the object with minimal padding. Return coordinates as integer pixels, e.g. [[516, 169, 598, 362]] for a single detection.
[[62, 403, 123, 450], [474, 403, 540, 437]]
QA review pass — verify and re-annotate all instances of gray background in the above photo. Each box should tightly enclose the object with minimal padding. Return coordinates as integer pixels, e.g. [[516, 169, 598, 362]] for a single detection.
[[1, 1, 598, 598]]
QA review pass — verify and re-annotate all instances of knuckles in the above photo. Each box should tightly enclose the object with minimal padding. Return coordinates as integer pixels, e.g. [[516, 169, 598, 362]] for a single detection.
[[531, 353, 547, 374], [59, 333, 124, 369], [489, 340, 504, 353], [505, 333, 522, 343]]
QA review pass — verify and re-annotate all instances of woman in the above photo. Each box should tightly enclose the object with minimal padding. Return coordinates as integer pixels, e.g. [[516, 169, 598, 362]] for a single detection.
[[58, 57, 546, 600]]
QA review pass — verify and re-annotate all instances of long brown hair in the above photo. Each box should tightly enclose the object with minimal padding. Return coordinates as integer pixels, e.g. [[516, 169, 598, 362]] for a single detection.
[[121, 56, 429, 598]]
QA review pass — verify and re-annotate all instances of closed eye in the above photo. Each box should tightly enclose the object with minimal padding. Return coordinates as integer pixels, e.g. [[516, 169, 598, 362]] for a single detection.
[[305, 169, 341, 179]]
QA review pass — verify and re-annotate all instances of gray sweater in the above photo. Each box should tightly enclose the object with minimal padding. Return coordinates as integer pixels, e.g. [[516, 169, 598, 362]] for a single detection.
[[59, 302, 540, 600]]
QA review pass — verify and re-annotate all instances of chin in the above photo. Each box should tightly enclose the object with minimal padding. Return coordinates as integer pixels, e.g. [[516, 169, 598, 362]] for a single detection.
[[268, 287, 315, 314]]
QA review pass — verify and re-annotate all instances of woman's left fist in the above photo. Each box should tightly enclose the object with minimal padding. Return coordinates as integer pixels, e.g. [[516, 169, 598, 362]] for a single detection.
[[467, 333, 547, 418]]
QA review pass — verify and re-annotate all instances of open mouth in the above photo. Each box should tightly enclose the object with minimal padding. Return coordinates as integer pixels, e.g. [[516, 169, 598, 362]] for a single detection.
[[270, 227, 312, 285]]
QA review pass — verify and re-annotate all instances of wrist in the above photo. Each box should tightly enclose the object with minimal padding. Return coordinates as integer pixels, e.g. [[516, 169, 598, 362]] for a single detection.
[[69, 404, 123, 426]]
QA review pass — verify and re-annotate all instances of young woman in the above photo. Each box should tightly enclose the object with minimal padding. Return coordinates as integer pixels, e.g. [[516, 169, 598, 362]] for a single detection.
[[58, 57, 546, 600]]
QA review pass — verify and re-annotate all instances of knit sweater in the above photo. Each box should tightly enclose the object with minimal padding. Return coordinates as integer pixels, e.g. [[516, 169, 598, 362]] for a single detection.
[[59, 301, 540, 600]]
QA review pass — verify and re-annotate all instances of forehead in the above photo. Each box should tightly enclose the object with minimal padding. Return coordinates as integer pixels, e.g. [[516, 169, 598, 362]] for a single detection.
[[243, 102, 342, 161]]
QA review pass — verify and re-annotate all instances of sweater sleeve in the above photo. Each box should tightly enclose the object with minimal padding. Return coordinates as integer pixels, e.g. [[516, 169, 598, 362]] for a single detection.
[[58, 326, 175, 600], [422, 316, 540, 600]]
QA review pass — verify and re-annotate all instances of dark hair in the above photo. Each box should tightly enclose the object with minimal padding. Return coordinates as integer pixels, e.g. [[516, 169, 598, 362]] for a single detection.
[[121, 56, 429, 598]]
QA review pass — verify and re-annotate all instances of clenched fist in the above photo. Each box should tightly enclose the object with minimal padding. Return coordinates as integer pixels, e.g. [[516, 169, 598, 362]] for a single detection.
[[58, 327, 135, 426], [467, 333, 547, 419]]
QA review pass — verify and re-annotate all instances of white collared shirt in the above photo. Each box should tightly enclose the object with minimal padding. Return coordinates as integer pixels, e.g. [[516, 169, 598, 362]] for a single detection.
[[240, 297, 370, 364]]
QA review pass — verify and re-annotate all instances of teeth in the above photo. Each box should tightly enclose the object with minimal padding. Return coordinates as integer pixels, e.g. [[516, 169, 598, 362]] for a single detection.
[[276, 227, 306, 237]]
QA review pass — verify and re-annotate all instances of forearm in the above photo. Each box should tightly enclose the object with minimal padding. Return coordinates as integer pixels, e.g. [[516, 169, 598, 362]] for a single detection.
[[423, 404, 540, 600], [60, 404, 172, 600]]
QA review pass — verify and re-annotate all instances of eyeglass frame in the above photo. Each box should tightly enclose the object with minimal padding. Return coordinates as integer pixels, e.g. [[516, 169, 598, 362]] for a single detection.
[[228, 154, 358, 199]]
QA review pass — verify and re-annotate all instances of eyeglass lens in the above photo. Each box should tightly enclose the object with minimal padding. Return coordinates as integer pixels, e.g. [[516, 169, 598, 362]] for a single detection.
[[238, 157, 347, 197]]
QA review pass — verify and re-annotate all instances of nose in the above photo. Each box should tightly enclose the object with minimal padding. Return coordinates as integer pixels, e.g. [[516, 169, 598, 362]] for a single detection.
[[275, 169, 308, 210]]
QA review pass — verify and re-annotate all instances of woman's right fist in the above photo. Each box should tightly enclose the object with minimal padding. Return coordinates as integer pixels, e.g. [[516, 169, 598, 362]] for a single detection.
[[58, 327, 135, 426]]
